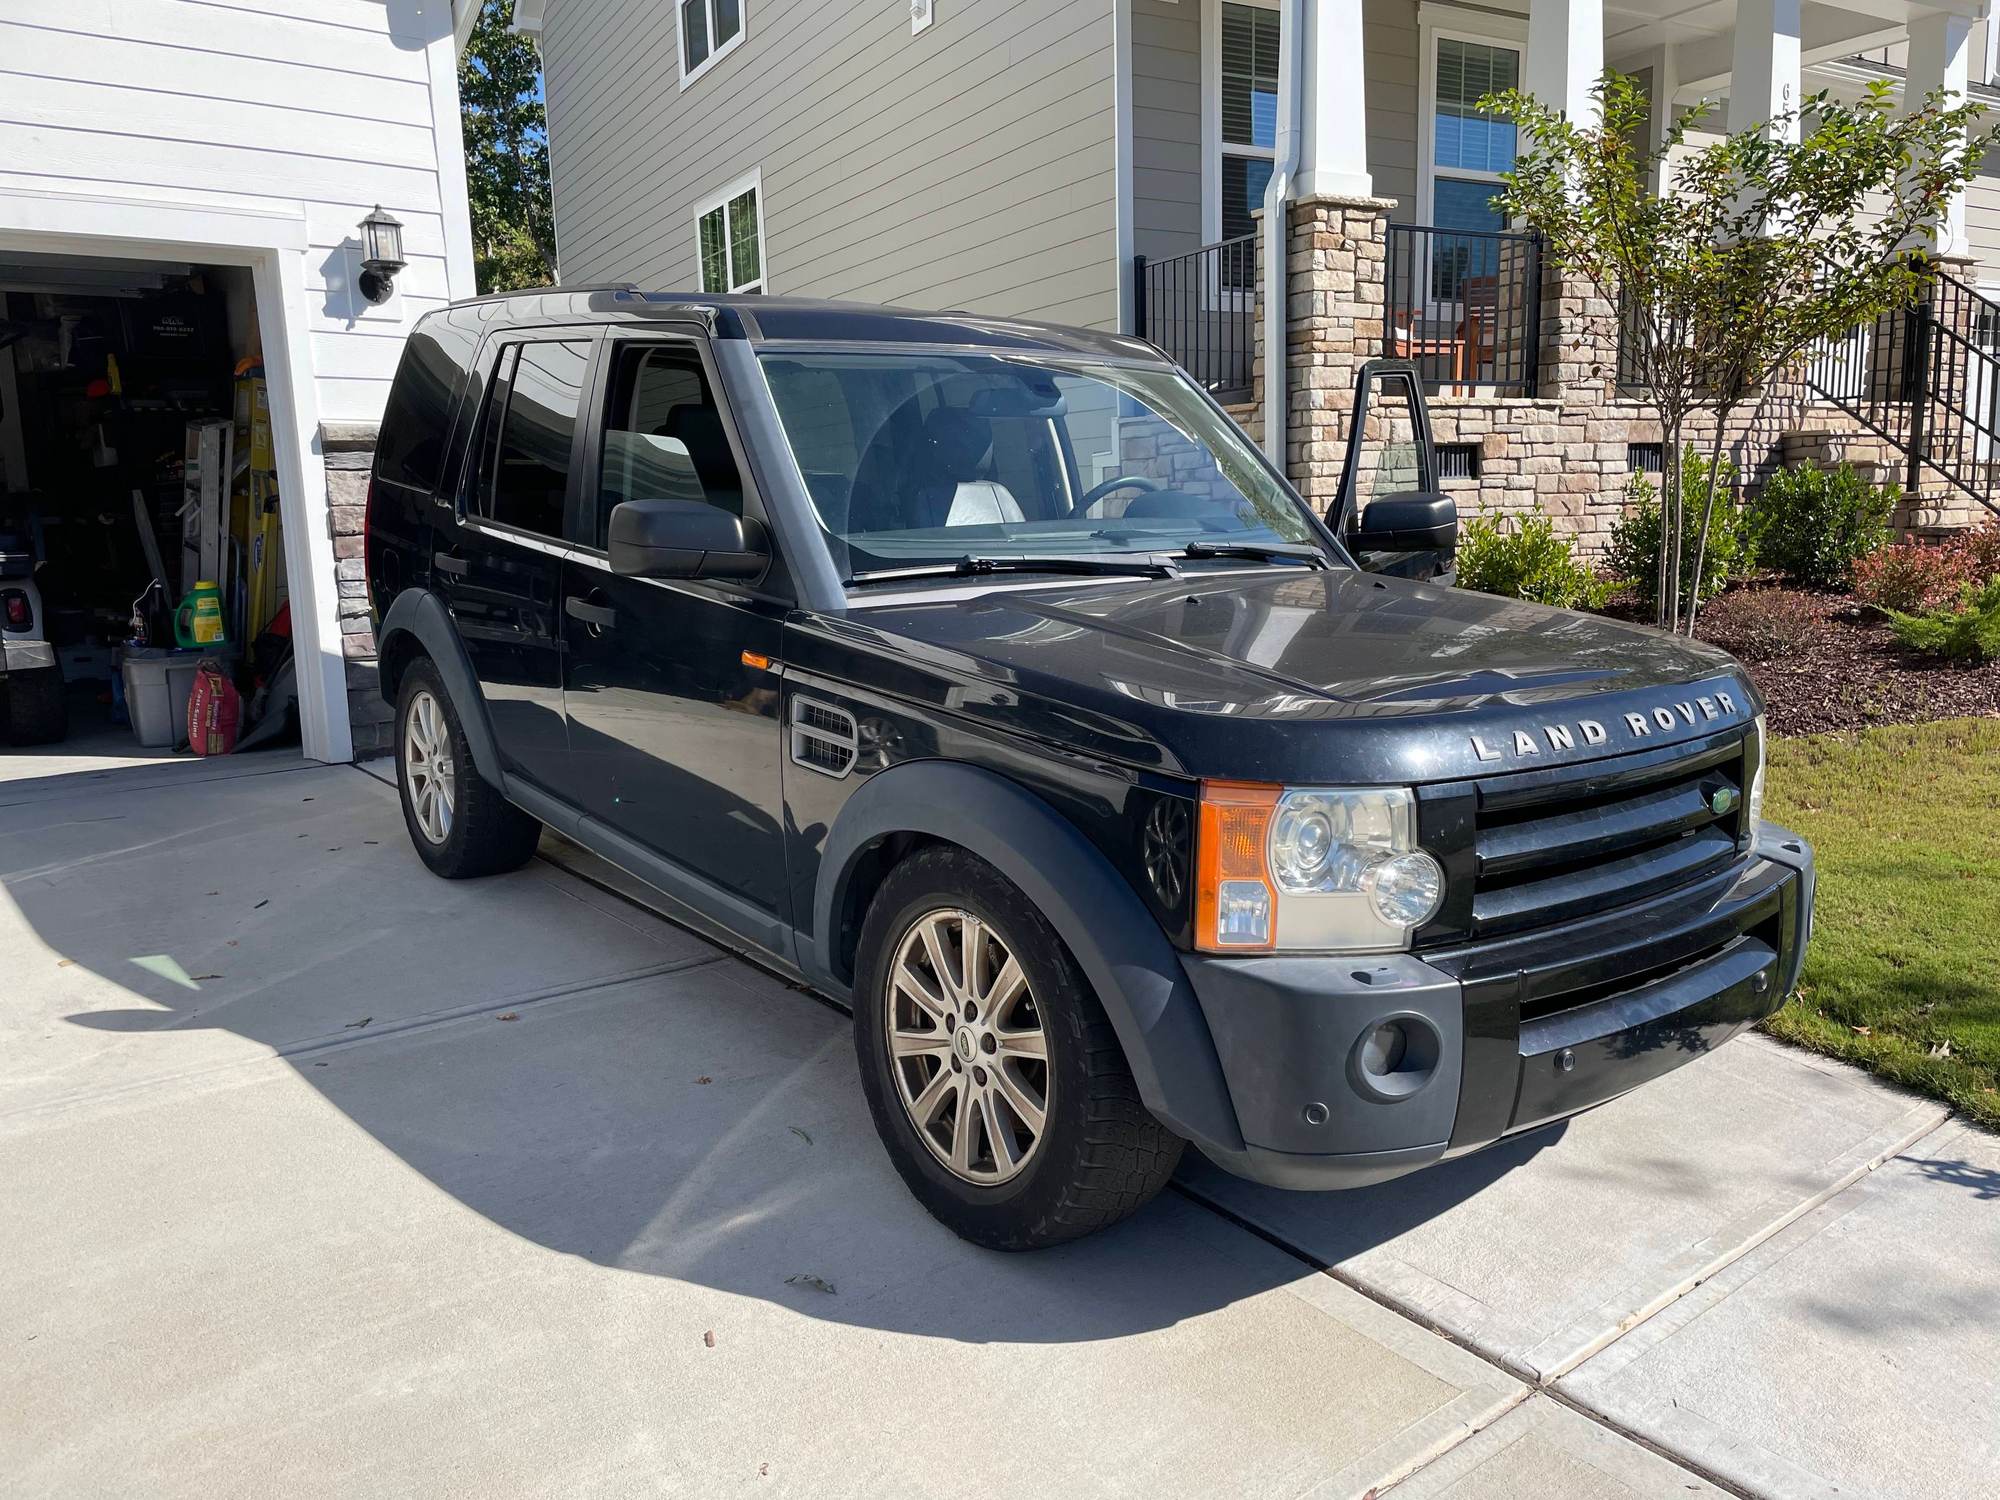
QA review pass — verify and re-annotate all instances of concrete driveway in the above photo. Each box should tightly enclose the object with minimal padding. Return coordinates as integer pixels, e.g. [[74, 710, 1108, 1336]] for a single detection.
[[2, 751, 1993, 1498]]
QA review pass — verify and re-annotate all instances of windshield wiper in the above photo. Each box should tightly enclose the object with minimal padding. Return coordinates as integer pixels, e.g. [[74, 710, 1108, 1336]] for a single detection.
[[846, 554, 1182, 586], [1177, 540, 1329, 569]]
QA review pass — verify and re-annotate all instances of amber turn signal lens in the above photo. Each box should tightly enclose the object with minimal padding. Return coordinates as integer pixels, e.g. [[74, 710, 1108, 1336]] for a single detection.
[[1195, 781, 1280, 952]]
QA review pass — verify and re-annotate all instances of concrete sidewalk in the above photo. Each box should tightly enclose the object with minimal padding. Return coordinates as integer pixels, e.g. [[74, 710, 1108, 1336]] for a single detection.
[[1, 753, 1992, 1497]]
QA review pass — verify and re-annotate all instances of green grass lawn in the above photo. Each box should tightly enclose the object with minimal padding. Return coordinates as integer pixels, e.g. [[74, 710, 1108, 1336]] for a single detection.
[[1763, 718, 2000, 1130]]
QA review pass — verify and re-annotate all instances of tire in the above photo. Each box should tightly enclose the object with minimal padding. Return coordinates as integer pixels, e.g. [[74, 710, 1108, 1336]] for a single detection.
[[394, 659, 541, 879], [853, 845, 1184, 1250], [5, 666, 67, 746]]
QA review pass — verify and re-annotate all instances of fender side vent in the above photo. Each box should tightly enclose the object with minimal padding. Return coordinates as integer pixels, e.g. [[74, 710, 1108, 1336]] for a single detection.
[[791, 698, 858, 778]]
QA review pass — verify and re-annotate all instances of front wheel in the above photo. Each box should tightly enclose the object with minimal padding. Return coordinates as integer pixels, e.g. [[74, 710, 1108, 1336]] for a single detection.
[[394, 660, 541, 879], [853, 846, 1183, 1250]]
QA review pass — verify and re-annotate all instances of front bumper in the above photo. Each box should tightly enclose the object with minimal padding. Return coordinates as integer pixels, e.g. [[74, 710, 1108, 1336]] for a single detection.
[[1184, 823, 1815, 1191]]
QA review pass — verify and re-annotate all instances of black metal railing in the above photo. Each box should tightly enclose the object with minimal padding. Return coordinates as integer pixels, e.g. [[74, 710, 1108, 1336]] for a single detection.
[[1804, 267, 2000, 520], [1384, 224, 1541, 395], [1134, 235, 1256, 402]]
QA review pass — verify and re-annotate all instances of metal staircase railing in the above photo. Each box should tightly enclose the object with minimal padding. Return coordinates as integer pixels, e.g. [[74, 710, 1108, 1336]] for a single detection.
[[1803, 267, 2000, 522]]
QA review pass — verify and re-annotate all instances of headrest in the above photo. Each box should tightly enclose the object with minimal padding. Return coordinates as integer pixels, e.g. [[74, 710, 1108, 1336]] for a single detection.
[[919, 407, 992, 482]]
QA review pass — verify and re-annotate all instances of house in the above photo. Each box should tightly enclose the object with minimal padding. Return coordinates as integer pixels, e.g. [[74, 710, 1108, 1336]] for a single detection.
[[522, 0, 2000, 542], [0, 0, 482, 762]]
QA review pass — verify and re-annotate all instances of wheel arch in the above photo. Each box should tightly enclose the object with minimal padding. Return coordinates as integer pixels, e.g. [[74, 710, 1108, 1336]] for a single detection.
[[811, 760, 1244, 1158], [375, 588, 502, 783]]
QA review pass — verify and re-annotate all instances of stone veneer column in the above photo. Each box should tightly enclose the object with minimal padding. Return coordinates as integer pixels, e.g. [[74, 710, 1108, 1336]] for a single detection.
[[1251, 193, 1396, 510], [320, 422, 394, 756]]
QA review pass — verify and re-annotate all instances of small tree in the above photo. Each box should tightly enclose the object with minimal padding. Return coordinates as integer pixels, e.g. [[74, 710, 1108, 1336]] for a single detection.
[[460, 0, 558, 292], [1484, 73, 1996, 631]]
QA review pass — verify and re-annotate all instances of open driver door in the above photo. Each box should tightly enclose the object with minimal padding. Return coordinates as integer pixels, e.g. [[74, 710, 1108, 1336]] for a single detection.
[[1327, 359, 1459, 582]]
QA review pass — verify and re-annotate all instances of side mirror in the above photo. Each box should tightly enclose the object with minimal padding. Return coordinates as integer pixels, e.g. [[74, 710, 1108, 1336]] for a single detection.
[[608, 498, 769, 581], [1352, 492, 1457, 553]]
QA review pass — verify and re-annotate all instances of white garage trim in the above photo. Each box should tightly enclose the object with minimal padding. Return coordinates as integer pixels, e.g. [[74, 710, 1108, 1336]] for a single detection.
[[0, 186, 354, 764]]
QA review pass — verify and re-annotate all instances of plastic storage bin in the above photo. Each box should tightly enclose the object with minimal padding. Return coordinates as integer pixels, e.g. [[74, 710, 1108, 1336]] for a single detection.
[[121, 646, 234, 749]]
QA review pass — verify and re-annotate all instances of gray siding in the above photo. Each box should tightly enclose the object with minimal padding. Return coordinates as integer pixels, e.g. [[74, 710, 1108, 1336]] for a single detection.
[[1123, 0, 1422, 270], [541, 0, 1119, 330], [1132, 0, 1201, 261], [1366, 0, 1420, 221]]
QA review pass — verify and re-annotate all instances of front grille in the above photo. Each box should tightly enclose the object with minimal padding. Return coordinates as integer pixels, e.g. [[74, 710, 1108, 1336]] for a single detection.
[[1467, 730, 1750, 939]]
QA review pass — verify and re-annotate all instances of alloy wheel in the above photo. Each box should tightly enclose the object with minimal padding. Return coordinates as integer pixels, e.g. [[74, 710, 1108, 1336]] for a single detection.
[[884, 907, 1052, 1186], [403, 689, 456, 845]]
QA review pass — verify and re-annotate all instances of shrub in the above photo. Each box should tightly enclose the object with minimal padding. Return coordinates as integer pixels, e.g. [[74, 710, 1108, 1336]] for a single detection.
[[1960, 521, 2000, 581], [1454, 513, 1615, 610], [1853, 540, 1973, 612], [1720, 589, 1823, 662], [1606, 447, 1754, 607], [1747, 460, 1896, 589], [1888, 576, 2000, 663], [1853, 524, 2000, 613]]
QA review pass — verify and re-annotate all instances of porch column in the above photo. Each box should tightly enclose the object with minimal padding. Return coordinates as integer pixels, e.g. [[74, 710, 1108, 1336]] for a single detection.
[[1296, 0, 1372, 200], [1727, 0, 1802, 140], [1905, 10, 1976, 258], [1524, 0, 1603, 124]]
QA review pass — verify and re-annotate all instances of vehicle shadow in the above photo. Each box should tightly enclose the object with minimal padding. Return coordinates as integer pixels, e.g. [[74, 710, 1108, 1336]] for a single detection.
[[18, 761, 1566, 1347]]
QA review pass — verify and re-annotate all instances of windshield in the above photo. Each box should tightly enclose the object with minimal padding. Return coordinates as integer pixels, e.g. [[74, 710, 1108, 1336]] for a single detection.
[[756, 349, 1327, 580]]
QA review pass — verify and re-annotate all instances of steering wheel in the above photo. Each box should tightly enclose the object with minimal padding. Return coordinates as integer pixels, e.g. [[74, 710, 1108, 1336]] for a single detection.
[[1078, 474, 1164, 518]]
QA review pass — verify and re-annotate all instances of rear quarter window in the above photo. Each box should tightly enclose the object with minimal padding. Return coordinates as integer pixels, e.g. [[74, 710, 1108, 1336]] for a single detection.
[[376, 316, 478, 492]]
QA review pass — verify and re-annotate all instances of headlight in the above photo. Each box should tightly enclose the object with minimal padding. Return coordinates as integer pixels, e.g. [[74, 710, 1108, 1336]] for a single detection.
[[1196, 783, 1444, 952], [1744, 713, 1767, 847]]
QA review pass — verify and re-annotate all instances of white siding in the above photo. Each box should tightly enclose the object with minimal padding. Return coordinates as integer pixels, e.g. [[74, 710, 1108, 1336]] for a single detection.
[[0, 0, 476, 423]]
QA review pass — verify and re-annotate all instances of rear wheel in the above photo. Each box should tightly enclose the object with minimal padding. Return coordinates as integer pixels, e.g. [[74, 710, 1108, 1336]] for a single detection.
[[853, 846, 1183, 1250], [395, 660, 540, 878], [5, 666, 66, 746]]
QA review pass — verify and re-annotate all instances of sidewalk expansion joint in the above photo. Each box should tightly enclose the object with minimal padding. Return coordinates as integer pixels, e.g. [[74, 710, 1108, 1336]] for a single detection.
[[1178, 1099, 1956, 1500]]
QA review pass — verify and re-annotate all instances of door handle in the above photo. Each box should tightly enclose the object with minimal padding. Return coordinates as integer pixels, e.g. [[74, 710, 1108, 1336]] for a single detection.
[[433, 553, 468, 577], [565, 595, 617, 631]]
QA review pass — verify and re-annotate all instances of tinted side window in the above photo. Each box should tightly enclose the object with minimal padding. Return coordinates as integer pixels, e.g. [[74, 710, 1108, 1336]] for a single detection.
[[474, 339, 590, 539], [597, 342, 743, 548], [377, 316, 478, 492]]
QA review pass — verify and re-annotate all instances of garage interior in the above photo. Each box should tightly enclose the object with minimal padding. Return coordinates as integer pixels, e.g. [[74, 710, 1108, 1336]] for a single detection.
[[0, 250, 301, 759]]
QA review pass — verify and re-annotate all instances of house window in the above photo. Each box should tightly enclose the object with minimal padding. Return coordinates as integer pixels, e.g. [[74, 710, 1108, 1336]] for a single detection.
[[695, 172, 765, 294], [1218, 2, 1281, 246], [680, 0, 744, 87], [1424, 33, 1521, 301], [1430, 37, 1518, 232]]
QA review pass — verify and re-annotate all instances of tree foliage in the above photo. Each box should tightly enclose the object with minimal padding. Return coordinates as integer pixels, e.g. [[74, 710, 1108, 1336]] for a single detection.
[[1483, 72, 1997, 631], [460, 0, 557, 293]]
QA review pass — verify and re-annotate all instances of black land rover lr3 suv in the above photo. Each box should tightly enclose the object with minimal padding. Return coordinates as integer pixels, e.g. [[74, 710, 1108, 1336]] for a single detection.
[[366, 291, 1815, 1250]]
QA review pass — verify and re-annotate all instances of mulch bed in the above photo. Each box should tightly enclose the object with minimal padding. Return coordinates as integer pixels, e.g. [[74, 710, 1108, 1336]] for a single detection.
[[1637, 583, 2000, 737]]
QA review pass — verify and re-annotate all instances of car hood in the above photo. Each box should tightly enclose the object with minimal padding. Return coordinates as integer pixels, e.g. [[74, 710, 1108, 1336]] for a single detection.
[[808, 568, 1759, 784]]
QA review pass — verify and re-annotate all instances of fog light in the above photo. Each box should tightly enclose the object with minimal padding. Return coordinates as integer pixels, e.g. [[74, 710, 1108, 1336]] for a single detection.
[[1214, 879, 1272, 946]]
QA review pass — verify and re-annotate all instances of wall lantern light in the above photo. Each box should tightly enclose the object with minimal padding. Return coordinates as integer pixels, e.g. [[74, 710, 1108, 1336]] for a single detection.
[[358, 206, 406, 304]]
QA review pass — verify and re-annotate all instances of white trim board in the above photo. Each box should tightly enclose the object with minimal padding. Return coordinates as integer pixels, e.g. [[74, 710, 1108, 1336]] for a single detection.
[[0, 185, 352, 764]]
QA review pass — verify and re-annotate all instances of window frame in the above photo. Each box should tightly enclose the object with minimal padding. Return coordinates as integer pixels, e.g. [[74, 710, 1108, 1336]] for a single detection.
[[1414, 8, 1527, 320], [456, 330, 599, 547], [571, 329, 790, 601], [692, 168, 768, 295], [1199, 0, 1281, 312], [677, 0, 747, 91], [1416, 9, 1527, 238]]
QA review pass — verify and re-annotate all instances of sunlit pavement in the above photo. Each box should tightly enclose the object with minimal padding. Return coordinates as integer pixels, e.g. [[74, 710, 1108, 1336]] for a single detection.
[[1, 750, 1992, 1498]]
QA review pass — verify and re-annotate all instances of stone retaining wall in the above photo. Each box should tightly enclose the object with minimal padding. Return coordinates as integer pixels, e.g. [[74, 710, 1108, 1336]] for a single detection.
[[1244, 193, 1972, 553]]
